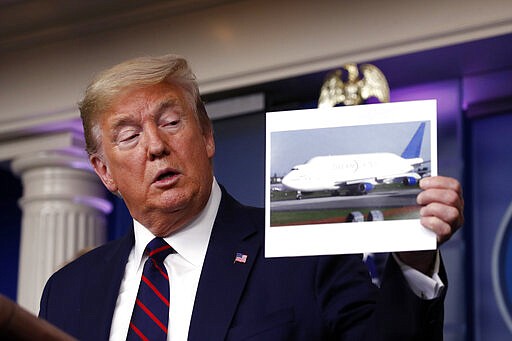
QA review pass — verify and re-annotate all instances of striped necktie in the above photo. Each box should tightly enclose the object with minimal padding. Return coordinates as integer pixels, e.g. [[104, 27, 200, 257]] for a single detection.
[[127, 237, 174, 341]]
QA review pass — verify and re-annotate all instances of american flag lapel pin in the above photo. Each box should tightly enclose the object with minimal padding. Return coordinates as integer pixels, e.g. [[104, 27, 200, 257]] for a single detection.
[[234, 252, 248, 264]]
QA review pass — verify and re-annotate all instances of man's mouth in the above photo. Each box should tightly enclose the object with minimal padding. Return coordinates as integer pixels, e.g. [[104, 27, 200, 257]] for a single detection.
[[154, 169, 180, 183], [157, 171, 176, 181]]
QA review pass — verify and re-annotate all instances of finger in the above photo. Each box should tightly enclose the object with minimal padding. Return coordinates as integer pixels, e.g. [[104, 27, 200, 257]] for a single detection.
[[420, 215, 453, 244], [417, 187, 464, 231], [420, 175, 461, 191], [420, 202, 463, 230], [417, 187, 464, 208], [420, 202, 463, 245]]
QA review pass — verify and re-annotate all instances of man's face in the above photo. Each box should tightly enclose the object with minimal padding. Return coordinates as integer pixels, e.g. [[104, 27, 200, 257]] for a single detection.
[[90, 82, 215, 236]]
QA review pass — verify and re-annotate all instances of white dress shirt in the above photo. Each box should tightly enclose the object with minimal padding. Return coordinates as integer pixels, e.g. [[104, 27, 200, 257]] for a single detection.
[[108, 178, 443, 340], [394, 251, 444, 299], [109, 180, 221, 341]]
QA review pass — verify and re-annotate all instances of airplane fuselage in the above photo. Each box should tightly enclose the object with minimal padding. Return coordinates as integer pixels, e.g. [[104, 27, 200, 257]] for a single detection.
[[281, 153, 422, 193]]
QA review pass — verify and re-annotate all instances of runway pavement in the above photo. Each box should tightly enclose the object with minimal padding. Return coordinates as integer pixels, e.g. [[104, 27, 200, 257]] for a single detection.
[[270, 188, 421, 211]]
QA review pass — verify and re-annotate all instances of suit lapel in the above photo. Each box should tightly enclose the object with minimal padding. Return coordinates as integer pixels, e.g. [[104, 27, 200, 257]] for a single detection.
[[188, 191, 262, 341], [79, 230, 134, 340]]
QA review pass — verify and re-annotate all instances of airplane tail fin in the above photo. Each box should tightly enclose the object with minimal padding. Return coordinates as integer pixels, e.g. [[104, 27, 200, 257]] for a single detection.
[[401, 122, 426, 159]]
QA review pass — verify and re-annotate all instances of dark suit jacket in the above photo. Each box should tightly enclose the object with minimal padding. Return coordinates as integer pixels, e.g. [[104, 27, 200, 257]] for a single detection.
[[39, 189, 446, 340]]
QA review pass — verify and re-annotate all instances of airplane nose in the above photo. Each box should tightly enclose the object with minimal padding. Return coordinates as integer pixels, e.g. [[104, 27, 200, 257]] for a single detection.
[[281, 175, 289, 186], [281, 172, 296, 189]]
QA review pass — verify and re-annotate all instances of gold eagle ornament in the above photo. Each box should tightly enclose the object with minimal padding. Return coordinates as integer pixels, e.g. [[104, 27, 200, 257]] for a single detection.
[[318, 63, 390, 108]]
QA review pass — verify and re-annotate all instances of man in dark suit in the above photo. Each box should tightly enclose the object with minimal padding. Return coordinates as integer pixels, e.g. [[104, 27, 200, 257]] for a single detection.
[[39, 54, 464, 340]]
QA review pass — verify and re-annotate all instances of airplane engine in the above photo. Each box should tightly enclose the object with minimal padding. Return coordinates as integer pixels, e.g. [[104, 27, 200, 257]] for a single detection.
[[357, 182, 374, 195], [360, 183, 374, 193], [402, 176, 418, 186], [347, 183, 374, 195]]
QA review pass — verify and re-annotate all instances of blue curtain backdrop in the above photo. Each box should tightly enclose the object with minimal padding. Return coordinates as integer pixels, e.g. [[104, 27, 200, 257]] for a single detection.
[[470, 111, 512, 340]]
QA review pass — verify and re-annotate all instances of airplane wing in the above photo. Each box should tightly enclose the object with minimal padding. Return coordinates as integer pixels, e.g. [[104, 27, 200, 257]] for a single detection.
[[342, 178, 378, 186], [334, 179, 377, 195], [378, 172, 422, 185]]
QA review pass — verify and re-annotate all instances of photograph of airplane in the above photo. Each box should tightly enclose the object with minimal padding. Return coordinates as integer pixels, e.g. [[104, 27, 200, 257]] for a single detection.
[[265, 100, 437, 257], [268, 119, 434, 227], [281, 122, 427, 199]]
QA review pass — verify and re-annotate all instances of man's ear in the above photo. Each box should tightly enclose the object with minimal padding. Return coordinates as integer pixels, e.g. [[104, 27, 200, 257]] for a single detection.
[[90, 154, 118, 193], [204, 128, 215, 159]]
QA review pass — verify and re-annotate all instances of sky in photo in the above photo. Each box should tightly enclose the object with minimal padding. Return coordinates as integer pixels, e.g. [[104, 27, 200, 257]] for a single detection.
[[270, 121, 431, 176]]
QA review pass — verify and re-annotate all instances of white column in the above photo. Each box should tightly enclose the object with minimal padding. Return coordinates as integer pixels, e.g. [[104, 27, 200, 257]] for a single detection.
[[11, 149, 112, 314]]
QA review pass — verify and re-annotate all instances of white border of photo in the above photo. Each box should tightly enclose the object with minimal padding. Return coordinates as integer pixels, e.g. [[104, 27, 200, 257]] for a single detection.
[[265, 99, 438, 257]]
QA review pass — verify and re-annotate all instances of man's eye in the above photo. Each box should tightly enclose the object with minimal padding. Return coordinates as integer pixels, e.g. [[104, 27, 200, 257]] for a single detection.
[[163, 120, 179, 127], [118, 131, 139, 143], [160, 119, 181, 130], [121, 133, 139, 142]]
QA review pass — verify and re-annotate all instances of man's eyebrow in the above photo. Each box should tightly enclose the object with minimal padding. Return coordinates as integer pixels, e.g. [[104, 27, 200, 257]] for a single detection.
[[155, 98, 180, 116], [110, 115, 138, 132], [109, 98, 182, 133]]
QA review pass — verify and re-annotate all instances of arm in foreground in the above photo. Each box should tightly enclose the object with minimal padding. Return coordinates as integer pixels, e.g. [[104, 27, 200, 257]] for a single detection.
[[1, 294, 76, 341]]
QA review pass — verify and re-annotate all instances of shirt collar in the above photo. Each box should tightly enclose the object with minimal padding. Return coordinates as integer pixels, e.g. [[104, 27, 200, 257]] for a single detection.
[[133, 178, 222, 269]]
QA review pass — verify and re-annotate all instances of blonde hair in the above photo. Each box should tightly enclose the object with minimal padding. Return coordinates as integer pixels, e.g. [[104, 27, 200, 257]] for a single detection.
[[78, 54, 211, 156]]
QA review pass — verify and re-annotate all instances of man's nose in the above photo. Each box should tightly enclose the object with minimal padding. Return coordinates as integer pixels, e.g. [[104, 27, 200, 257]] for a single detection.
[[146, 126, 169, 160]]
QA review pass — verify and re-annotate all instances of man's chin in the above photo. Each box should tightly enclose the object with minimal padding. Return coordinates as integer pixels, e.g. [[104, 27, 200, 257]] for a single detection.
[[152, 191, 202, 216]]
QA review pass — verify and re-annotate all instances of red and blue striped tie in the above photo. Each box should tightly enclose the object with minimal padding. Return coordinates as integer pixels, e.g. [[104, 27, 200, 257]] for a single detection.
[[127, 238, 174, 341]]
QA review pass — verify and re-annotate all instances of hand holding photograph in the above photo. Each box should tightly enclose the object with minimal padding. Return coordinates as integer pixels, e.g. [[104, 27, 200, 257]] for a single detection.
[[265, 100, 437, 257]]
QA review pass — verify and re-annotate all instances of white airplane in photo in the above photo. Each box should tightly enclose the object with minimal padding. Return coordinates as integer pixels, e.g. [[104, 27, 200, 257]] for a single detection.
[[281, 122, 427, 199]]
